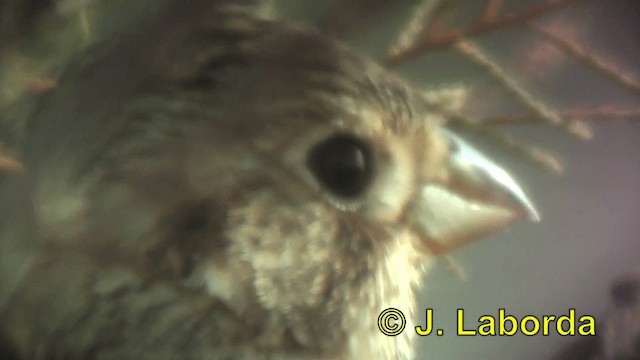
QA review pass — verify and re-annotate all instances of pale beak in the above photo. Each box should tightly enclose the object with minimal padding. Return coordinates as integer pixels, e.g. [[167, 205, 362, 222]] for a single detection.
[[412, 130, 539, 254]]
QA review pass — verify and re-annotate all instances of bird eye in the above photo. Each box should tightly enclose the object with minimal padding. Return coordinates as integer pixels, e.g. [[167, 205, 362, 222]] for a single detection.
[[307, 134, 374, 199]]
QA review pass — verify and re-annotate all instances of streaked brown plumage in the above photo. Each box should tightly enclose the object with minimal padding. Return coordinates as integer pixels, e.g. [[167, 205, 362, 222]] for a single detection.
[[0, 1, 536, 359]]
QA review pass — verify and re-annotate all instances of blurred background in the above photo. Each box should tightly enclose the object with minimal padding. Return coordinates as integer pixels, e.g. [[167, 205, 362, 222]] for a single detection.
[[1, 1, 639, 359]]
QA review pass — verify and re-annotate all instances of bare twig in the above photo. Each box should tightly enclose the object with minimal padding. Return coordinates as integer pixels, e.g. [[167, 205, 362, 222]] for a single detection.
[[384, 0, 585, 66], [483, 107, 640, 124], [529, 23, 640, 96], [387, 0, 448, 58], [452, 120, 565, 174], [442, 256, 468, 281], [0, 142, 23, 173], [423, 1, 457, 36], [482, 0, 504, 23], [424, 96, 564, 174], [455, 40, 592, 139]]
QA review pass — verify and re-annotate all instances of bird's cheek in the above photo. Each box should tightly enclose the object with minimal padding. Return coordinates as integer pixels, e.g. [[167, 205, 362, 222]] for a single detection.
[[225, 190, 339, 308], [224, 191, 352, 349]]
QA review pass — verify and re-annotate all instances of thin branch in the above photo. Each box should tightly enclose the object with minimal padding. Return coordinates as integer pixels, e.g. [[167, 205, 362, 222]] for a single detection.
[[384, 0, 585, 66], [455, 40, 592, 139], [528, 23, 640, 96], [483, 107, 640, 124], [423, 1, 457, 36], [442, 256, 468, 281], [451, 120, 564, 174], [387, 0, 448, 58], [424, 96, 564, 174], [482, 0, 504, 23], [0, 142, 23, 173]]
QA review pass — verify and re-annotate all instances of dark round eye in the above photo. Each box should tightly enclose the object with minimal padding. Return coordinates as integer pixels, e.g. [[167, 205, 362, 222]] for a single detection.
[[307, 134, 374, 198]]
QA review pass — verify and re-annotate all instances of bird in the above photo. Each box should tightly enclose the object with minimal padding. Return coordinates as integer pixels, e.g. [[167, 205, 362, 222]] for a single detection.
[[0, 0, 538, 359]]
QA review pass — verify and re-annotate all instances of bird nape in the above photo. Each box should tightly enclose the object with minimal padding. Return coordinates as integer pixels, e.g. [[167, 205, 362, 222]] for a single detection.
[[0, 0, 538, 359]]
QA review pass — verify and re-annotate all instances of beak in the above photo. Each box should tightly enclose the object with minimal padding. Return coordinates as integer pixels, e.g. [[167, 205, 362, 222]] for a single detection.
[[411, 130, 539, 254]]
